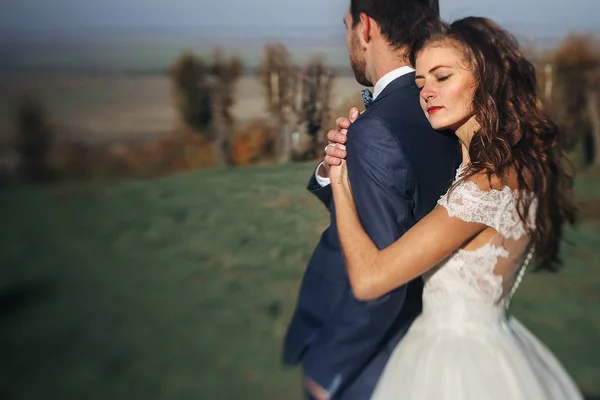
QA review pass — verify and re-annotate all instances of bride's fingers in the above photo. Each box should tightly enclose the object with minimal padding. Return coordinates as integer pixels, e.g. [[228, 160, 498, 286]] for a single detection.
[[335, 116, 352, 131], [349, 107, 360, 122], [327, 129, 347, 145], [325, 143, 347, 159], [324, 154, 342, 166], [327, 142, 347, 151]]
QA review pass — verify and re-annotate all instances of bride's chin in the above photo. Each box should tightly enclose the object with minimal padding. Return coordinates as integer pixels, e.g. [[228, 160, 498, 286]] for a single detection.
[[428, 120, 452, 131]]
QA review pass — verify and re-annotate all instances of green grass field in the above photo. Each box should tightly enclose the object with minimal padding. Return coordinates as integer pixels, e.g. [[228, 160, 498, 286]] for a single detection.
[[1, 162, 599, 399]]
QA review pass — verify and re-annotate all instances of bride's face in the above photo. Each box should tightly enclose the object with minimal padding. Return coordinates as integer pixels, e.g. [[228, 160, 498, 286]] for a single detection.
[[414, 42, 477, 132]]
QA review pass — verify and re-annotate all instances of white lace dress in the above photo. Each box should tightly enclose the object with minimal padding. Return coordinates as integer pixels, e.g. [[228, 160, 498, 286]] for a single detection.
[[370, 167, 583, 400]]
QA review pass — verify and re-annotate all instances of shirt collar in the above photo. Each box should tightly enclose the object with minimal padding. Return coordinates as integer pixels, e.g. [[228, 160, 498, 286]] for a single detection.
[[372, 66, 415, 99]]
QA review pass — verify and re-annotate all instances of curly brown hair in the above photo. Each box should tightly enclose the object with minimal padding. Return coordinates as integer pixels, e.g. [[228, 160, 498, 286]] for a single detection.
[[409, 17, 577, 271]]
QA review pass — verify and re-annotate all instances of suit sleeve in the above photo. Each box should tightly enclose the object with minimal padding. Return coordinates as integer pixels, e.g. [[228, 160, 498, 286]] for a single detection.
[[302, 115, 416, 397], [307, 163, 333, 209]]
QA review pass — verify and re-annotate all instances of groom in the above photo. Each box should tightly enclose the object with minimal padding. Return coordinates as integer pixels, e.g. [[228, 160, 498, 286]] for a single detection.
[[283, 1, 460, 399]]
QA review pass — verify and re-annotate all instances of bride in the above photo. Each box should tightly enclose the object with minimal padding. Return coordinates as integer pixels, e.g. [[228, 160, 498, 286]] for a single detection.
[[326, 16, 583, 399]]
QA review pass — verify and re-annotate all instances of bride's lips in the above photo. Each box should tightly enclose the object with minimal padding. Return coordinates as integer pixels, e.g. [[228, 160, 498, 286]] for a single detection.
[[427, 106, 443, 115]]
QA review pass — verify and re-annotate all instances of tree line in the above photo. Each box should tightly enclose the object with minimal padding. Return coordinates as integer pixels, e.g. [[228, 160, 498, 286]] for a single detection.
[[5, 35, 600, 183]]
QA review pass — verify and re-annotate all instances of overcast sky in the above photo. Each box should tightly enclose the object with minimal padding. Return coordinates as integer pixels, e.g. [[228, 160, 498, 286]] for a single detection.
[[0, 0, 598, 35]]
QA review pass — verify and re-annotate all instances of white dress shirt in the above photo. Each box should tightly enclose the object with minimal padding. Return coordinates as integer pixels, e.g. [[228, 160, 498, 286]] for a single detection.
[[315, 65, 415, 187]]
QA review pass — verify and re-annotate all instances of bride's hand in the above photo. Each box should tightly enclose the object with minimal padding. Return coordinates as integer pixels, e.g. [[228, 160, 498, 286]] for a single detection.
[[323, 107, 359, 169], [330, 160, 353, 200]]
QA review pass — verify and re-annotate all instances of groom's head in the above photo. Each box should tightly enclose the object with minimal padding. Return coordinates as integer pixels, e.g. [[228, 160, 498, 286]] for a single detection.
[[345, 0, 439, 86]]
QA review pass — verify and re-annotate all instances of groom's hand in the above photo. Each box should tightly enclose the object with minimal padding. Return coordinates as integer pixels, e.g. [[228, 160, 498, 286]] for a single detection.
[[318, 107, 360, 178], [303, 376, 331, 400]]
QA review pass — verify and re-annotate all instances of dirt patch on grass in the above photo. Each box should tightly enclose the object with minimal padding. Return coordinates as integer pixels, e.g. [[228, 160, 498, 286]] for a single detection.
[[577, 199, 600, 221], [265, 193, 316, 210]]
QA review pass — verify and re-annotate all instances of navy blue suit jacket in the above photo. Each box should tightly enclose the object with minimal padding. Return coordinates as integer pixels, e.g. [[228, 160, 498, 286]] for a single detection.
[[283, 72, 460, 399]]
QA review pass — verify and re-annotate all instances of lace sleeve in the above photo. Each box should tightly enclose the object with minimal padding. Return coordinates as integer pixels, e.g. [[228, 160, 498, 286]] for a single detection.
[[437, 181, 531, 240]]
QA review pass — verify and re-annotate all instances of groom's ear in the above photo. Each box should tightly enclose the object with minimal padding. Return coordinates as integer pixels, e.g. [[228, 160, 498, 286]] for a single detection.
[[358, 13, 372, 44]]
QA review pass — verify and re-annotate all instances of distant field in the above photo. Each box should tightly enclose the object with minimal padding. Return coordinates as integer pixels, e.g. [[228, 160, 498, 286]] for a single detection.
[[0, 36, 361, 145], [0, 74, 364, 145], [0, 36, 352, 72], [0, 163, 599, 399]]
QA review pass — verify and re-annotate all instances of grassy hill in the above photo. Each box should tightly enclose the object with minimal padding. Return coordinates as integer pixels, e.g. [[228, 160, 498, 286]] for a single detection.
[[0, 162, 599, 399]]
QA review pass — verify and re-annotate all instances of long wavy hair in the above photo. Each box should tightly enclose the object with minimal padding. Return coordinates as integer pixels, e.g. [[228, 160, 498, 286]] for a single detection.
[[409, 17, 577, 271]]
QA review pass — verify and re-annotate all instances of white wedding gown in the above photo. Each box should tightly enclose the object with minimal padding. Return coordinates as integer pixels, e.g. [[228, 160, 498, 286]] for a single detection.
[[371, 166, 583, 400]]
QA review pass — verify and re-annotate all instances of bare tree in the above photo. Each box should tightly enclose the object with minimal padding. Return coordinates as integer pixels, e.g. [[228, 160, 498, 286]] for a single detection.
[[211, 48, 244, 166], [169, 50, 244, 167], [551, 34, 600, 166], [169, 52, 213, 136], [258, 43, 299, 163], [12, 94, 53, 181], [299, 56, 336, 159], [587, 69, 600, 167], [258, 45, 338, 162]]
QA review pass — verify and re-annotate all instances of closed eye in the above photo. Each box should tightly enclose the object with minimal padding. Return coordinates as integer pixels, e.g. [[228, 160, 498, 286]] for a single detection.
[[437, 75, 451, 82], [415, 78, 425, 91]]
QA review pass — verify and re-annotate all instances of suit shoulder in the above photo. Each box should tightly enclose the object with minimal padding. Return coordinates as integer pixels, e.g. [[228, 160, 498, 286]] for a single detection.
[[346, 114, 397, 146], [374, 87, 422, 118]]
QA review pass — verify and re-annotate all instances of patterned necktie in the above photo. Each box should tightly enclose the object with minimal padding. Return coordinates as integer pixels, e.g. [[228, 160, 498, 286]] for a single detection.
[[361, 89, 374, 109]]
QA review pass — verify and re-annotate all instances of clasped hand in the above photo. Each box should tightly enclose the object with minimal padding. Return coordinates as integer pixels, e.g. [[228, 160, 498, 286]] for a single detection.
[[323, 107, 360, 189]]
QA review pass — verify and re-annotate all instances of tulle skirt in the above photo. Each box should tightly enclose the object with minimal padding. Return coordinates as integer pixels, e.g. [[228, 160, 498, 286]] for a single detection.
[[371, 315, 583, 400]]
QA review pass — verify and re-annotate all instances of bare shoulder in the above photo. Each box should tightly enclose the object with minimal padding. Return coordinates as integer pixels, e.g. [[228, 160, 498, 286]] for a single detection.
[[466, 167, 531, 192]]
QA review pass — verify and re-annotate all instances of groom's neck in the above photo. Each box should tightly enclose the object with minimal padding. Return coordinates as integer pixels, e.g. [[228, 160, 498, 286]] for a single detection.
[[370, 47, 411, 84]]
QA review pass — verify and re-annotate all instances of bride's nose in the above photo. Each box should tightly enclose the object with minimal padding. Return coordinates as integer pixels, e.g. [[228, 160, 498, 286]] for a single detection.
[[420, 86, 436, 102]]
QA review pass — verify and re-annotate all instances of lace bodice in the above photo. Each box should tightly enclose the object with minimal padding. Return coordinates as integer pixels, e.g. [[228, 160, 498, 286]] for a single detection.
[[421, 166, 537, 327]]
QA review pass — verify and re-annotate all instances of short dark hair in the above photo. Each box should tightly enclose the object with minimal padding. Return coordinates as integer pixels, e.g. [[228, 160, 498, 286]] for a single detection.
[[350, 0, 439, 49]]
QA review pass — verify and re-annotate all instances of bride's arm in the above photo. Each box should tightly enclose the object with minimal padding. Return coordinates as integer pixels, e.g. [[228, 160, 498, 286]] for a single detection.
[[331, 164, 487, 301]]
